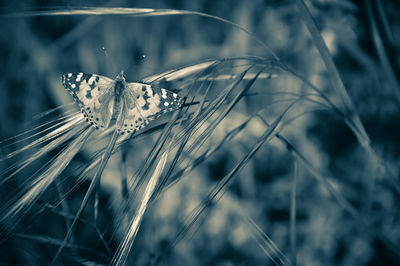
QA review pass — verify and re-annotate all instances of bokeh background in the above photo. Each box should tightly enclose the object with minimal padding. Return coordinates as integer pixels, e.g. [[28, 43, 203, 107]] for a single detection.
[[1, 0, 400, 265]]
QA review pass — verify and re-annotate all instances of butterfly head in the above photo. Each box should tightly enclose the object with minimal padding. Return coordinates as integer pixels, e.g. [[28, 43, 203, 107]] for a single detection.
[[115, 70, 126, 81]]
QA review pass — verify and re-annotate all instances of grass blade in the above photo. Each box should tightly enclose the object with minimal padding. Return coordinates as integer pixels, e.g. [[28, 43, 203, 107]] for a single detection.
[[51, 128, 119, 264]]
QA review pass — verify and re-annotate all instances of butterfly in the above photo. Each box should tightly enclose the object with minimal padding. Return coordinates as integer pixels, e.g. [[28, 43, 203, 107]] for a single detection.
[[62, 72, 183, 134]]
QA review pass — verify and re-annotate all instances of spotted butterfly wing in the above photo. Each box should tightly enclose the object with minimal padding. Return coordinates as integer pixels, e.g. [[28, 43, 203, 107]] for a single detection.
[[63, 73, 116, 129], [119, 82, 183, 134], [62, 72, 183, 134]]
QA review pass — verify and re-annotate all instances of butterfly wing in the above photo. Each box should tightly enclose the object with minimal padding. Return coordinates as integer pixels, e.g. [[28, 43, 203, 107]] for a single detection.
[[118, 82, 183, 134], [62, 73, 115, 129]]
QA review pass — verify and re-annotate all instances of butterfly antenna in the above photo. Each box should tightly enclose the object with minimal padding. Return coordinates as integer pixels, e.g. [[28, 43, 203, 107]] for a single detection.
[[101, 46, 119, 75], [125, 54, 147, 79]]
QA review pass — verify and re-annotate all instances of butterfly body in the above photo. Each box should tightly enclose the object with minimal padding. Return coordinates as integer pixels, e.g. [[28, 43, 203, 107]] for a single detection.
[[62, 72, 183, 134]]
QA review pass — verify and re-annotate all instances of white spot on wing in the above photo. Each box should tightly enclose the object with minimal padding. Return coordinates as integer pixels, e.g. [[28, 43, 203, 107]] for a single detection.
[[164, 102, 169, 107], [88, 76, 96, 85], [76, 73, 83, 82], [71, 84, 76, 89], [161, 88, 167, 99]]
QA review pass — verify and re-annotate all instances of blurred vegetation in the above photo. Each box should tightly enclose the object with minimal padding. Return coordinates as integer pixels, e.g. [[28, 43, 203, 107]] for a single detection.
[[1, 0, 400, 265]]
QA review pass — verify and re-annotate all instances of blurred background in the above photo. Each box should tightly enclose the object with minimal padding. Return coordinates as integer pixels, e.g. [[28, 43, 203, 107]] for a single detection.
[[0, 0, 400, 265]]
